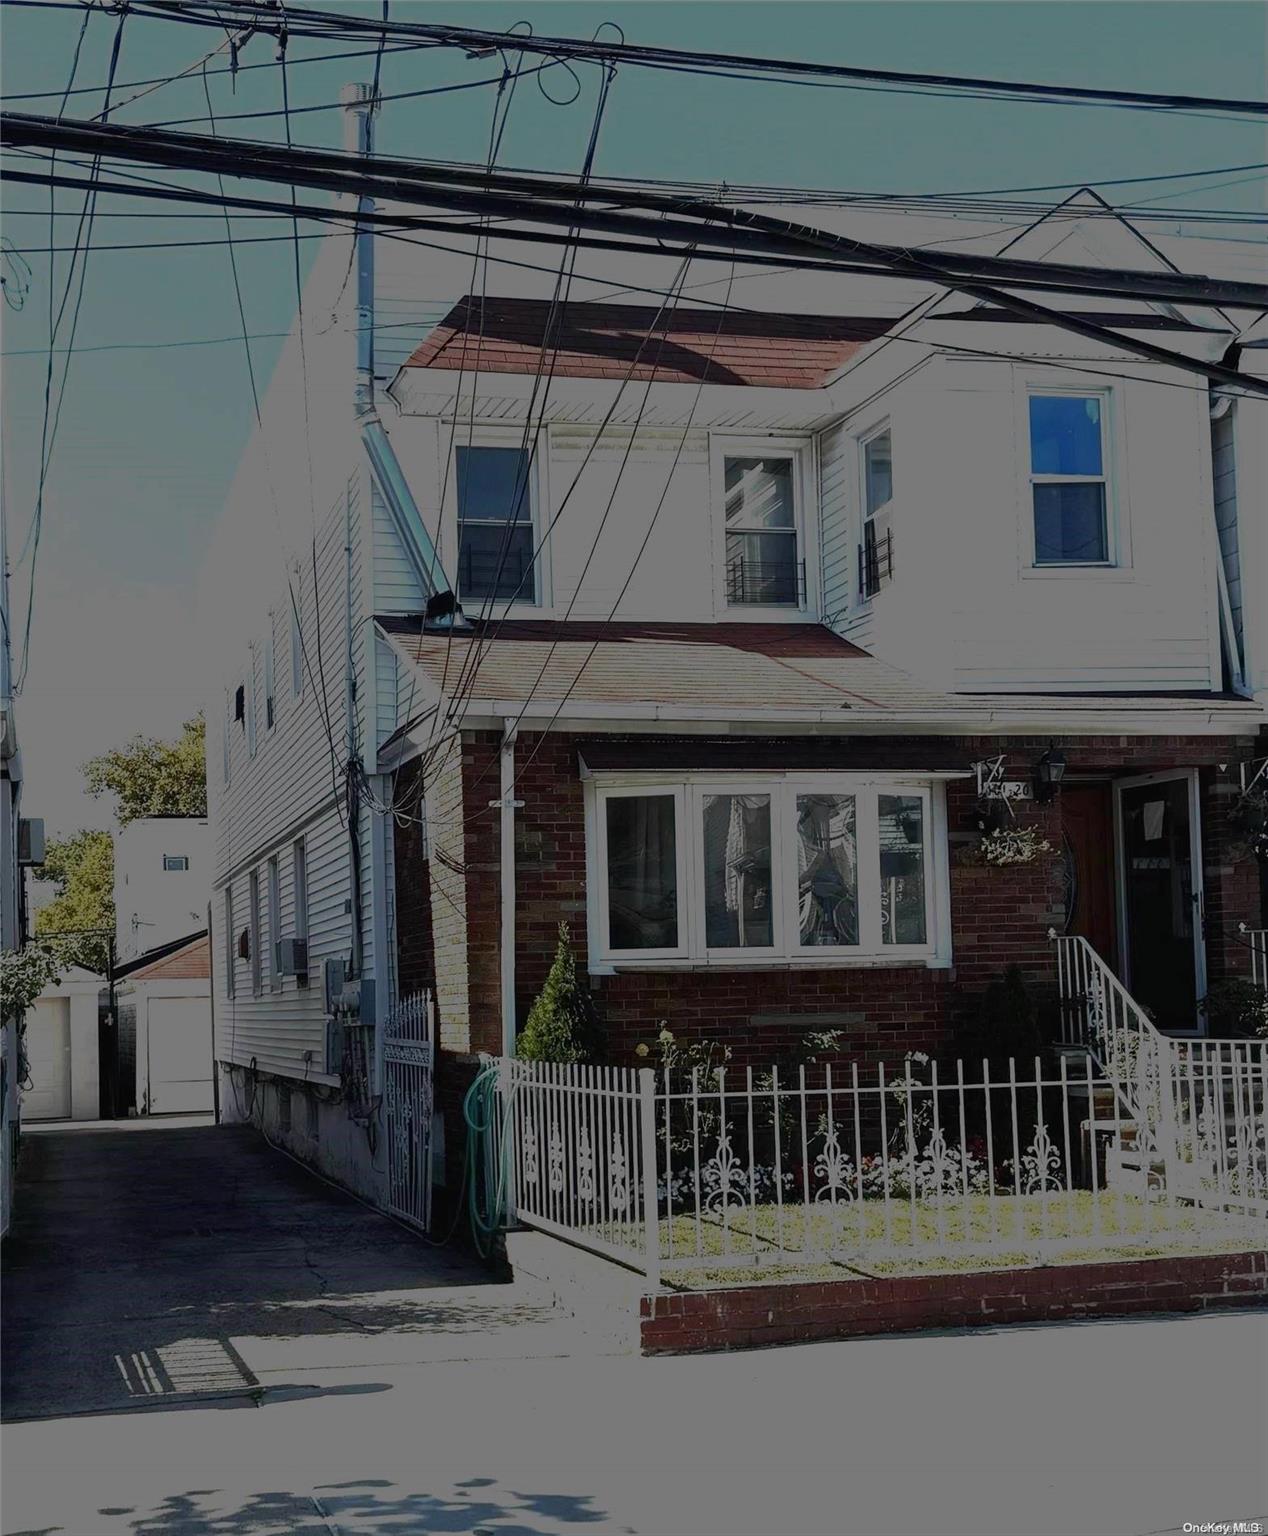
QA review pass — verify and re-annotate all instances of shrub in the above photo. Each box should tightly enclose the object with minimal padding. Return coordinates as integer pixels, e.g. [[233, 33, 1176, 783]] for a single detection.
[[1201, 979, 1268, 1039], [517, 923, 603, 1064]]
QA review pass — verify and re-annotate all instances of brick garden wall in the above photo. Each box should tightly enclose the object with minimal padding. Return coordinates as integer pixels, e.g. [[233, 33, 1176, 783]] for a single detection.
[[640, 1249, 1268, 1354], [393, 728, 1265, 1072]]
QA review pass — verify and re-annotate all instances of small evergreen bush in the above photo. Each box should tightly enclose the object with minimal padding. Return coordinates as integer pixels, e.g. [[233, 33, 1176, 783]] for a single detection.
[[516, 923, 604, 1063]]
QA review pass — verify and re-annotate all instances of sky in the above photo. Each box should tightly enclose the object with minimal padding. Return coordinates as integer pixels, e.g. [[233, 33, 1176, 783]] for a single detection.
[[1, 0, 1265, 839]]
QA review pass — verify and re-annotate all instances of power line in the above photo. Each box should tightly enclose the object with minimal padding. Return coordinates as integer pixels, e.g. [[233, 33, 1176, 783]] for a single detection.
[[5, 116, 1264, 315], [61, 0, 1268, 117]]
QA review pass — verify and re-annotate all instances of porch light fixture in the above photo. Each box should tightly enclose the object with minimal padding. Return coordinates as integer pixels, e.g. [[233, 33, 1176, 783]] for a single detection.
[[1033, 745, 1067, 804]]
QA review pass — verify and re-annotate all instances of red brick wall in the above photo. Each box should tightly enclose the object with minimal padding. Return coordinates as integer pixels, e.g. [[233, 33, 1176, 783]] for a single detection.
[[640, 1249, 1268, 1354], [393, 727, 1265, 1068]]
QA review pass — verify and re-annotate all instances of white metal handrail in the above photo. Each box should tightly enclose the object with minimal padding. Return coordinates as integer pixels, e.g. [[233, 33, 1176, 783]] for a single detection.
[[1053, 934, 1267, 1215]]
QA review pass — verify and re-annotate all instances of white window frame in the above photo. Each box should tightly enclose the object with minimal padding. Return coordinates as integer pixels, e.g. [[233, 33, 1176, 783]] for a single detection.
[[289, 585, 304, 699], [592, 785, 690, 962], [292, 837, 309, 943], [263, 615, 277, 734], [163, 855, 189, 872], [857, 420, 894, 603], [222, 691, 231, 784], [245, 652, 257, 759], [223, 887, 235, 1000], [1019, 382, 1128, 575], [248, 868, 262, 996], [267, 855, 282, 991], [710, 435, 816, 620], [585, 771, 950, 972], [445, 431, 547, 612]]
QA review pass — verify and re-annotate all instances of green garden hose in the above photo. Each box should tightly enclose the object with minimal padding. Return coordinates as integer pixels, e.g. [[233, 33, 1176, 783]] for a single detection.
[[463, 1059, 513, 1257]]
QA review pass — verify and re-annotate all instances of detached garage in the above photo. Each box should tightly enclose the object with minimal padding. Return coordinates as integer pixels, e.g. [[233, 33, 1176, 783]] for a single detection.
[[116, 932, 214, 1116], [24, 966, 103, 1121]]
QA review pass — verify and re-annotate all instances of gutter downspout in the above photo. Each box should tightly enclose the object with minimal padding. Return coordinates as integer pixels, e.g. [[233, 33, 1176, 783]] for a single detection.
[[341, 83, 466, 626], [493, 721, 522, 1056]]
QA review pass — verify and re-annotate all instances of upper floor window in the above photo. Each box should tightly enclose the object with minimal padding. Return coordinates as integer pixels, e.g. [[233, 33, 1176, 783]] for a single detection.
[[223, 887, 235, 999], [456, 445, 537, 605], [245, 655, 258, 759], [860, 427, 893, 599], [1029, 393, 1110, 565], [289, 591, 304, 698], [723, 454, 803, 607], [222, 693, 231, 784], [266, 855, 281, 991], [163, 855, 189, 872], [590, 775, 946, 968], [248, 869, 263, 996], [263, 618, 277, 733]]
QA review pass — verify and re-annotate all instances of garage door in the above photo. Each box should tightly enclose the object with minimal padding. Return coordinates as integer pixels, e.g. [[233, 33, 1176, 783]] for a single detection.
[[24, 999, 71, 1120], [146, 998, 213, 1114]]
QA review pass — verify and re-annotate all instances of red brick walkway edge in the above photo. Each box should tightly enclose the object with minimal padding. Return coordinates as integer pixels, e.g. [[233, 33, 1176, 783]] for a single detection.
[[639, 1249, 1268, 1354]]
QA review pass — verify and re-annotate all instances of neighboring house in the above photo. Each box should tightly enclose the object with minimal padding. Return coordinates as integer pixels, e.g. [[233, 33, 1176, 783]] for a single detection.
[[22, 966, 102, 1123], [200, 88, 1267, 1210], [115, 933, 214, 1117], [114, 817, 212, 963]]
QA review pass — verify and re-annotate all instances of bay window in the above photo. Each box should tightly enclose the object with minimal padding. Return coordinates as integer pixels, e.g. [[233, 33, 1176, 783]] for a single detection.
[[1028, 392, 1111, 565], [590, 775, 946, 967]]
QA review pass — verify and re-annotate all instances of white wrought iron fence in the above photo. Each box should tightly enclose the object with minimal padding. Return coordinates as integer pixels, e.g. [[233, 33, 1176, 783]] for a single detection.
[[495, 1048, 1262, 1284], [383, 991, 434, 1232]]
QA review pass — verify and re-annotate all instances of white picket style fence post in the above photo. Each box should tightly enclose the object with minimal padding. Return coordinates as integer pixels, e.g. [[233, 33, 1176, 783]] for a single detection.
[[638, 1067, 661, 1288]]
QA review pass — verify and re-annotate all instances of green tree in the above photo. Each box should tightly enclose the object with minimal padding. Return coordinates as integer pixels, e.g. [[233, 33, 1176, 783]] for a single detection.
[[517, 923, 604, 1064], [83, 714, 207, 825], [34, 830, 114, 974]]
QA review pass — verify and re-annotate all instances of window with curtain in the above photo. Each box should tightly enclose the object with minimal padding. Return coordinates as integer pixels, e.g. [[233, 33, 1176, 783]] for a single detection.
[[604, 795, 679, 951], [703, 793, 774, 948], [796, 793, 859, 947]]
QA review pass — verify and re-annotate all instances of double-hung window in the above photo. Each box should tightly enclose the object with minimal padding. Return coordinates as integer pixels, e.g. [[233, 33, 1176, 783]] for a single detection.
[[263, 617, 276, 733], [223, 888, 235, 999], [591, 775, 944, 967], [289, 588, 304, 698], [860, 427, 893, 598], [1028, 392, 1111, 565], [456, 444, 537, 605], [248, 869, 262, 996], [245, 654, 257, 759], [267, 855, 281, 991], [722, 452, 803, 608]]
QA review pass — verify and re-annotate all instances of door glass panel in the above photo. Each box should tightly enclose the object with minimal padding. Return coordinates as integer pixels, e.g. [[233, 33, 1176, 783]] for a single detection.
[[796, 794, 858, 946], [703, 793, 773, 948], [1120, 778, 1197, 1032], [878, 794, 927, 945]]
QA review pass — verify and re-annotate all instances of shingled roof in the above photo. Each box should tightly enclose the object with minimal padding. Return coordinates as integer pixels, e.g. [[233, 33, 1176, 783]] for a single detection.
[[400, 297, 893, 389]]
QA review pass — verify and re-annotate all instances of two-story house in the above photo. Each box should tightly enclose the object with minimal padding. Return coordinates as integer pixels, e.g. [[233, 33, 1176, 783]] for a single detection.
[[201, 92, 1266, 1206]]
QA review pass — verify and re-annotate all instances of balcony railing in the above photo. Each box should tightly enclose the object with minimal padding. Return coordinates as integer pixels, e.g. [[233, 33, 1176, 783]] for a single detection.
[[858, 526, 893, 599]]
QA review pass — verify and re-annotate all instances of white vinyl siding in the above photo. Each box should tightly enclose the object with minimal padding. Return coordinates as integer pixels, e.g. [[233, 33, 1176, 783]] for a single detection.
[[263, 617, 277, 733], [267, 856, 281, 991]]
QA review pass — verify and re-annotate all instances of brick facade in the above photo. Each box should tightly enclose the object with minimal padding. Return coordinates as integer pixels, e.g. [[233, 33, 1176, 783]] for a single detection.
[[392, 727, 1265, 1076]]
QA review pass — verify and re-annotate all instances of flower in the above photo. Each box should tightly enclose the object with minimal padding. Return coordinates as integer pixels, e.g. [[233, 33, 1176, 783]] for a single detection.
[[635, 1043, 650, 1058], [658, 1026, 675, 1044]]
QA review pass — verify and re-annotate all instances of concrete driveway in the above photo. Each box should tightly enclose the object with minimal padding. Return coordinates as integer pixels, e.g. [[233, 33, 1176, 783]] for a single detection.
[[1, 1120, 585, 1424]]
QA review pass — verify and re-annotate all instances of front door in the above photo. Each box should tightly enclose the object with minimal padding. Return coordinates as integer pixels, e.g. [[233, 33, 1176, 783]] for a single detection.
[[1058, 783, 1117, 963], [1115, 770, 1206, 1034]]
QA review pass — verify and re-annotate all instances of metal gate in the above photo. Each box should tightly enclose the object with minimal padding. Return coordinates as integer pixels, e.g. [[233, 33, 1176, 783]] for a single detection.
[[382, 991, 434, 1231]]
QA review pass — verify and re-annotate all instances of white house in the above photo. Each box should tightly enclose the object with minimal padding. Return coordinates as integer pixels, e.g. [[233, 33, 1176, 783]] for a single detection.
[[113, 816, 211, 964], [200, 88, 1266, 1212]]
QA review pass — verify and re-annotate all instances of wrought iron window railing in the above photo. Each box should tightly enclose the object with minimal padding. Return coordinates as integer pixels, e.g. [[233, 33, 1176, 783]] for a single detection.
[[858, 526, 893, 600], [725, 556, 806, 608]]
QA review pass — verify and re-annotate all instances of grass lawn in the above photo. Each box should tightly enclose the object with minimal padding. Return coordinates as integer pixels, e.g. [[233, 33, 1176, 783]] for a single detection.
[[632, 1191, 1263, 1289]]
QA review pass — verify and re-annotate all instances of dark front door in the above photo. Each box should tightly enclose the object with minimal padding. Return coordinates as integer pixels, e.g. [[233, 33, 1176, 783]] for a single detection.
[[1116, 771, 1205, 1034], [1059, 783, 1117, 964]]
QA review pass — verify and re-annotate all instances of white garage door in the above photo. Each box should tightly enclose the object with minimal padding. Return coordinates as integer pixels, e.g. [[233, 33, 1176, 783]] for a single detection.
[[146, 998, 213, 1115], [24, 999, 72, 1120]]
